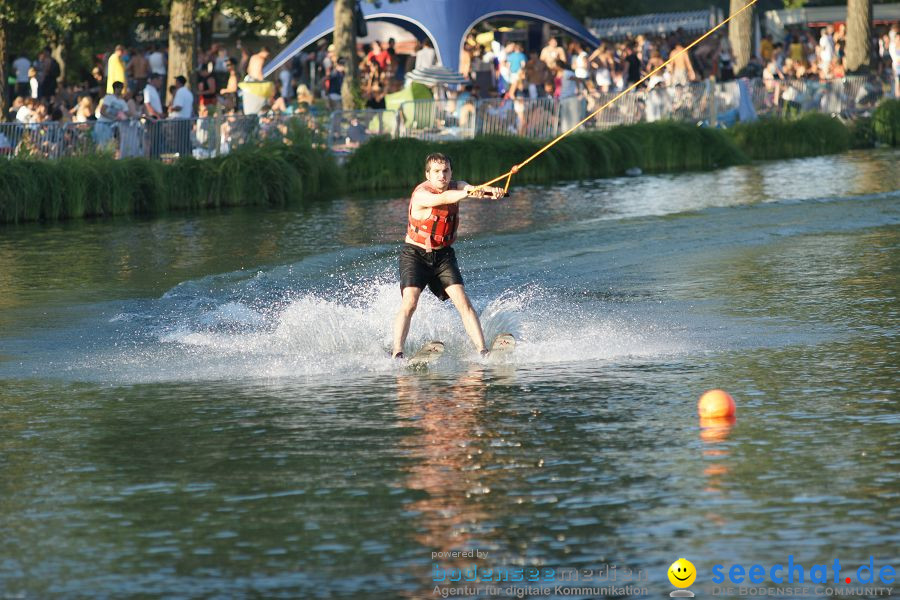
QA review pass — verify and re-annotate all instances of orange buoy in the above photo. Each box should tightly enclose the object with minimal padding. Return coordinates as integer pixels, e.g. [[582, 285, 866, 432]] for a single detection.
[[698, 389, 736, 418]]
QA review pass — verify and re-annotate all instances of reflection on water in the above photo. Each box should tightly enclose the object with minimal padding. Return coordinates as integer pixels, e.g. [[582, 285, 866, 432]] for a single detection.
[[699, 416, 736, 498], [396, 368, 490, 597]]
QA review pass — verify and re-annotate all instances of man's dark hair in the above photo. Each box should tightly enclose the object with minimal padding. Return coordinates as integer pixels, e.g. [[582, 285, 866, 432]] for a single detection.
[[175, 75, 187, 86], [424, 152, 451, 170], [112, 81, 124, 92]]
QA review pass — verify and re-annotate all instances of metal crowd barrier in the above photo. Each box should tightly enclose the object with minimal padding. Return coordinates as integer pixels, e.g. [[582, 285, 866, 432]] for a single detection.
[[327, 109, 399, 150], [0, 121, 101, 159], [767, 75, 886, 117], [0, 113, 329, 161], [1, 75, 891, 161], [395, 98, 478, 141]]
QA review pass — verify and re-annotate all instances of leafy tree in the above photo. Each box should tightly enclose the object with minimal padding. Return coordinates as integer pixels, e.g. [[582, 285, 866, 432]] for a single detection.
[[33, 0, 102, 81], [0, 0, 34, 120], [168, 0, 329, 92], [213, 0, 328, 40]]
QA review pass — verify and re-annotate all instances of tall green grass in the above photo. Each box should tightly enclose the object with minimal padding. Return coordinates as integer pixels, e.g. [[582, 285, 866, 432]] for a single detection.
[[726, 113, 851, 160], [3, 108, 896, 225], [0, 126, 341, 224], [872, 98, 900, 146], [345, 121, 748, 192]]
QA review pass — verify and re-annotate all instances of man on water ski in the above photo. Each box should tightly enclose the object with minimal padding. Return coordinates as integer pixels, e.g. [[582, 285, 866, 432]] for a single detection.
[[392, 153, 504, 359]]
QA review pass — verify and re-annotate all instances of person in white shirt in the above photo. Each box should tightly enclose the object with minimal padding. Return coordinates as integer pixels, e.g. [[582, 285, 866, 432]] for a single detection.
[[818, 25, 835, 78], [143, 72, 165, 119], [571, 42, 589, 82], [167, 75, 194, 157], [98, 81, 129, 121], [169, 75, 194, 119], [148, 45, 166, 80], [414, 39, 437, 70], [28, 67, 40, 99], [889, 24, 900, 98], [13, 53, 31, 97], [15, 98, 36, 123], [142, 73, 165, 157], [94, 81, 129, 151]]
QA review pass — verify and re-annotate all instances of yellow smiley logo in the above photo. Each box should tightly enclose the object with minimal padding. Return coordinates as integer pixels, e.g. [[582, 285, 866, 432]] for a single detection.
[[668, 558, 697, 588]]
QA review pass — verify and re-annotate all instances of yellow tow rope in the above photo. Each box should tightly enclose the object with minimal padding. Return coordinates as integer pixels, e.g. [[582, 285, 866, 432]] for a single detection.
[[476, 0, 759, 195]]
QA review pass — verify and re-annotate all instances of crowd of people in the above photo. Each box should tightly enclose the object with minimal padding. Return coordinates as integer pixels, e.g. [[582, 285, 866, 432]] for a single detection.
[[303, 22, 900, 113], [449, 22, 900, 102], [4, 19, 899, 157], [7, 42, 265, 127], [4, 42, 292, 157]]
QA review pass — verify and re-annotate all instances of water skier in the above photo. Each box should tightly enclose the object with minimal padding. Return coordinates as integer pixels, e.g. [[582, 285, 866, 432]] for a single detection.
[[392, 153, 504, 359]]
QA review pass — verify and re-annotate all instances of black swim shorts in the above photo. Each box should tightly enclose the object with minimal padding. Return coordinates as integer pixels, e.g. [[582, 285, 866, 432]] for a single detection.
[[399, 243, 464, 301]]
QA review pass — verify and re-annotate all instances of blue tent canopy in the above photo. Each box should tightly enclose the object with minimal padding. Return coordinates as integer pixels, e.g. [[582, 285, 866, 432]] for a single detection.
[[263, 0, 600, 77]]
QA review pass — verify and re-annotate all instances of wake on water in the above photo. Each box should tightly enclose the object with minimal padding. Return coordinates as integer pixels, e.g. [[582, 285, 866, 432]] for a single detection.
[[72, 261, 694, 384]]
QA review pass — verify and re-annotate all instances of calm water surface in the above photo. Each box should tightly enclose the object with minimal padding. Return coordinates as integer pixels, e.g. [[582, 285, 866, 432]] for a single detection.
[[1, 149, 898, 598]]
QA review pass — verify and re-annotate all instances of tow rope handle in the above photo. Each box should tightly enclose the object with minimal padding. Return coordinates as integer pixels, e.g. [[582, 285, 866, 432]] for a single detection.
[[470, 163, 519, 199]]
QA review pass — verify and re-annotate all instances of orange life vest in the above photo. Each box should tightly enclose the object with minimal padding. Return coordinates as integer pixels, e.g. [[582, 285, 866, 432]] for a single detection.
[[407, 181, 459, 250]]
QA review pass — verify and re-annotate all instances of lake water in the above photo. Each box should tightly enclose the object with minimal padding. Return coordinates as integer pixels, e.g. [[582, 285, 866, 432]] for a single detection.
[[1, 149, 898, 598]]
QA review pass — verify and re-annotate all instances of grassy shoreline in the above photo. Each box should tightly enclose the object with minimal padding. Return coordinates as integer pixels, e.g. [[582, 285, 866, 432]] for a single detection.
[[2, 100, 898, 225], [0, 129, 341, 225], [345, 121, 748, 192]]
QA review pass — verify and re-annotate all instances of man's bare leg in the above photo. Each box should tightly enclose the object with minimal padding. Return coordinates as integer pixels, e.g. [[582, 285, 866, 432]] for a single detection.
[[392, 286, 421, 357], [445, 284, 488, 354]]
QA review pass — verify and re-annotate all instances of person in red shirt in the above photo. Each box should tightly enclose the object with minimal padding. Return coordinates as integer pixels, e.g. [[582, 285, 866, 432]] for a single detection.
[[366, 41, 392, 83], [197, 64, 218, 107], [392, 153, 504, 359]]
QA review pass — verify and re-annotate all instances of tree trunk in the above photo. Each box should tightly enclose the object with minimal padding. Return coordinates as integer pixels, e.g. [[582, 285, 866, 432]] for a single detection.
[[334, 0, 359, 110], [168, 0, 196, 98], [845, 0, 872, 74], [0, 19, 7, 122], [729, 0, 753, 74]]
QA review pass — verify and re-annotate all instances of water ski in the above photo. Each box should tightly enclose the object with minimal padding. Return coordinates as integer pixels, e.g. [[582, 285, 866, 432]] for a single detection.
[[406, 341, 444, 368], [488, 333, 516, 356]]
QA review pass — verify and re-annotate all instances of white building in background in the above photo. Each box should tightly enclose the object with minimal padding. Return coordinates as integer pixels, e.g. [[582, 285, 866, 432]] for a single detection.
[[586, 8, 725, 41], [763, 3, 900, 40]]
